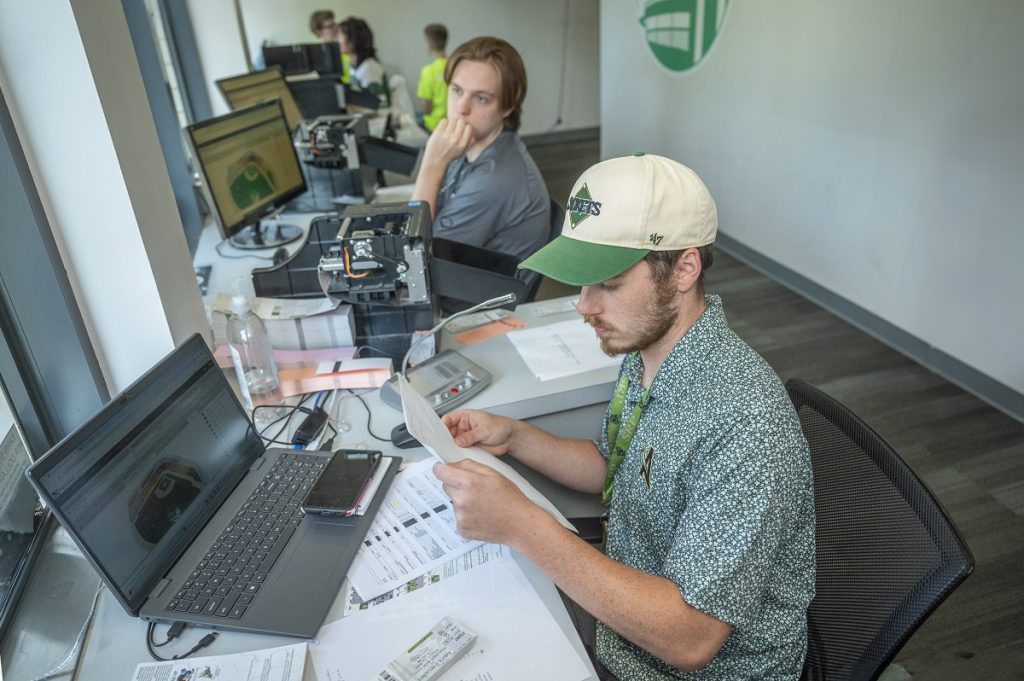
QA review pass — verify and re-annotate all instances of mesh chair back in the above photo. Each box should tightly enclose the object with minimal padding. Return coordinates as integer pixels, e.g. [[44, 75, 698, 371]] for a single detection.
[[786, 380, 974, 681]]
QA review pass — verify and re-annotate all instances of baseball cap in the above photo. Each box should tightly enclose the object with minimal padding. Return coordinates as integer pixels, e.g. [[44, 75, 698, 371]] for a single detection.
[[519, 153, 717, 286]]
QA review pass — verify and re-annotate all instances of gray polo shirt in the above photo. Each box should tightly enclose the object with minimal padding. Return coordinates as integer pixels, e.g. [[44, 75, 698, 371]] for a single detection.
[[595, 295, 816, 680], [433, 130, 550, 269]]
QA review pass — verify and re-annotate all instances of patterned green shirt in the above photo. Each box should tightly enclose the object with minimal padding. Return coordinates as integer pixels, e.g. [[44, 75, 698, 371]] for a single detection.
[[595, 295, 815, 680]]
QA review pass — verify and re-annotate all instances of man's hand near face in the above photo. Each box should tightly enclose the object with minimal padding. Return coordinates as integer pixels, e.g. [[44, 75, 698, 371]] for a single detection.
[[412, 117, 473, 219]]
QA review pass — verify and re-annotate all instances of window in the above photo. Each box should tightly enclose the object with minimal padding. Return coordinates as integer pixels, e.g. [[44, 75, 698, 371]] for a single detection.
[[0, 87, 107, 641]]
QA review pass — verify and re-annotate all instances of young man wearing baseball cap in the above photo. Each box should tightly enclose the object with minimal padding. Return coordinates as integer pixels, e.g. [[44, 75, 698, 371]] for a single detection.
[[434, 154, 815, 679]]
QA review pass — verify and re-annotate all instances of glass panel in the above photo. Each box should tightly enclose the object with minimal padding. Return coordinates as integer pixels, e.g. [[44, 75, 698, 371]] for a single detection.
[[0, 393, 42, 614]]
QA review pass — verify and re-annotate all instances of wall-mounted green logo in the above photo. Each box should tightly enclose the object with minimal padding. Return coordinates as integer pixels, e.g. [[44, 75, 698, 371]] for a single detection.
[[638, 0, 730, 73]]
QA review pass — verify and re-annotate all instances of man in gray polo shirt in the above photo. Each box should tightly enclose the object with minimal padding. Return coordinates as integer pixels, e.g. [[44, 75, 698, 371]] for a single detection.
[[411, 37, 549, 279], [433, 155, 815, 679]]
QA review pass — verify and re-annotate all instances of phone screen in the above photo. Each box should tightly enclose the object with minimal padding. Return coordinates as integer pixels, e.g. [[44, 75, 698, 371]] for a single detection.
[[301, 450, 381, 514]]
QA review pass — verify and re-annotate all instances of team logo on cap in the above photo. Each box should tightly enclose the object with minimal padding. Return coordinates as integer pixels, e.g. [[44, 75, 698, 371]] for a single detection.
[[567, 183, 602, 229], [637, 0, 730, 74]]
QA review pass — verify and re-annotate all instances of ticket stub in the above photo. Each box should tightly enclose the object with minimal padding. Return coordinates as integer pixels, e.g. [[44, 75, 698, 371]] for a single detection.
[[376, 616, 476, 681]]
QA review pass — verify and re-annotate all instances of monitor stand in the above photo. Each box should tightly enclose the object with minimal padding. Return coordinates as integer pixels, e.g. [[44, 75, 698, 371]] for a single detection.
[[229, 219, 303, 250]]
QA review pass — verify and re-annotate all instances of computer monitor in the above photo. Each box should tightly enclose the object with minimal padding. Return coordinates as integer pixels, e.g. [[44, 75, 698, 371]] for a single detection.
[[185, 100, 306, 249], [360, 137, 421, 177], [215, 66, 304, 131], [263, 43, 343, 77], [286, 76, 345, 120]]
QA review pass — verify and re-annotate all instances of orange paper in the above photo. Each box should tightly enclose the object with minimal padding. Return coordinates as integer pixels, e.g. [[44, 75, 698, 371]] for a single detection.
[[453, 317, 526, 345]]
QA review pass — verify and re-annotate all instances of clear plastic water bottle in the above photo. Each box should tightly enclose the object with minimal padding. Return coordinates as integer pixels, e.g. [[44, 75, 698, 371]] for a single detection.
[[226, 293, 282, 412]]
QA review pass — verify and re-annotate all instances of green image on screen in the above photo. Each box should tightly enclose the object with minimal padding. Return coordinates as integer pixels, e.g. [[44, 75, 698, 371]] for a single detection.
[[228, 153, 277, 211]]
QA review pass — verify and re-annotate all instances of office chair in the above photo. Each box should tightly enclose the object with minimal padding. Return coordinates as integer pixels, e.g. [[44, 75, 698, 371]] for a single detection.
[[786, 379, 974, 681], [523, 198, 566, 302]]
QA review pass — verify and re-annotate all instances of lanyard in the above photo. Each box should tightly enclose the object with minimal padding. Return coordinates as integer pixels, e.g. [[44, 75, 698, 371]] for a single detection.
[[602, 358, 651, 506]]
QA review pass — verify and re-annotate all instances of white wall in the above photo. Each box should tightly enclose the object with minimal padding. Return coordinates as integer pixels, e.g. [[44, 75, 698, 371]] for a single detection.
[[188, 0, 600, 135], [0, 0, 210, 393], [601, 0, 1024, 395]]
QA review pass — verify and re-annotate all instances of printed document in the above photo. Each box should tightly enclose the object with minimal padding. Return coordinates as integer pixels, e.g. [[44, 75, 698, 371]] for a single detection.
[[340, 543, 509, 617], [398, 375, 576, 532], [311, 555, 592, 681], [506, 317, 620, 380], [131, 642, 310, 681], [345, 459, 483, 602]]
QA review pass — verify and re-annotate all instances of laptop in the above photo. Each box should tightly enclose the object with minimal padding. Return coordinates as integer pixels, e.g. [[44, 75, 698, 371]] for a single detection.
[[26, 333, 396, 638]]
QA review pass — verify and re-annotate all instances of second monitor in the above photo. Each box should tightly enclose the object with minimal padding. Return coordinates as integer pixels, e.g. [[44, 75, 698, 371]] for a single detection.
[[216, 66, 304, 131], [185, 100, 306, 249]]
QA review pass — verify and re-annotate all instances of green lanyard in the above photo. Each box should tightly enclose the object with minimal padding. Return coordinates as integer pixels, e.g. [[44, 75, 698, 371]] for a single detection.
[[602, 358, 651, 506]]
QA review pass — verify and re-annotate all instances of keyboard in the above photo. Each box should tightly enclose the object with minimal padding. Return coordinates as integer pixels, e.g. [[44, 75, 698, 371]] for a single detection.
[[164, 452, 329, 619]]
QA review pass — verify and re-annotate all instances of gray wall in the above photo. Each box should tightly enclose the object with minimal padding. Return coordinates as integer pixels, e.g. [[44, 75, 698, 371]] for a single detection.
[[189, 0, 600, 136], [601, 0, 1024, 399]]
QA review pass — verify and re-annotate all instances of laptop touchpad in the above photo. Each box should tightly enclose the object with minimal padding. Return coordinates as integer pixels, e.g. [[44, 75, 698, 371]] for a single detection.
[[275, 519, 356, 583]]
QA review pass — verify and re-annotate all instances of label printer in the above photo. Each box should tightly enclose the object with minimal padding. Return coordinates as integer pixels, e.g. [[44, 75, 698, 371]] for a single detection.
[[252, 202, 525, 361]]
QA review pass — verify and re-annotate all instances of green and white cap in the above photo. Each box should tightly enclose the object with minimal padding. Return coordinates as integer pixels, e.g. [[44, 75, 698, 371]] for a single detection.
[[519, 153, 717, 286]]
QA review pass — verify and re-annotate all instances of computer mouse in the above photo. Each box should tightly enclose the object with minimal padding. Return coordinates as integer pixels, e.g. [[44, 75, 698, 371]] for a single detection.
[[390, 423, 421, 449], [272, 248, 289, 266]]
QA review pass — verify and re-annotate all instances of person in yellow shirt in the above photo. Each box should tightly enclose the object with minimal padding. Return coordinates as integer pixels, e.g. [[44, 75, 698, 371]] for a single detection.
[[416, 23, 448, 132]]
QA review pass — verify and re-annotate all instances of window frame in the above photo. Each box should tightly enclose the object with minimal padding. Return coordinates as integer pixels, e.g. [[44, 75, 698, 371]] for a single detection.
[[0, 85, 108, 643]]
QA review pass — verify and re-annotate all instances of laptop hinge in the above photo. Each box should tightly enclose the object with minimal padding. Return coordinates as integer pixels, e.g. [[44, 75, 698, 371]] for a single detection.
[[151, 577, 172, 599]]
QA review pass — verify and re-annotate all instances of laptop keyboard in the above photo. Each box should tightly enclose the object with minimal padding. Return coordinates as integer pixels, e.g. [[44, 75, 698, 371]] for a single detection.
[[163, 452, 329, 619]]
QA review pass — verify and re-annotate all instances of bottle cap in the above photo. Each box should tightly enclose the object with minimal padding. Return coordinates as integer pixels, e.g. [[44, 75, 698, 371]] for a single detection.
[[230, 293, 251, 315]]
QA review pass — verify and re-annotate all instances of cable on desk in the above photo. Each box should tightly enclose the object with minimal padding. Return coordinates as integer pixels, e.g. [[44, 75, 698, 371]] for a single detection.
[[214, 239, 275, 261], [348, 390, 391, 442], [352, 345, 390, 358], [145, 622, 218, 662], [29, 583, 105, 681], [254, 393, 315, 446]]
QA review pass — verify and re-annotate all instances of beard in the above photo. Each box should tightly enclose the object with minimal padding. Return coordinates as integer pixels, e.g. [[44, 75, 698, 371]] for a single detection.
[[585, 285, 678, 357]]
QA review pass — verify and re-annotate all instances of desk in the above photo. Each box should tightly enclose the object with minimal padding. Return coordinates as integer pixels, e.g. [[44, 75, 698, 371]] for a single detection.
[[6, 216, 616, 681], [68, 301, 613, 680], [85, 258, 612, 679]]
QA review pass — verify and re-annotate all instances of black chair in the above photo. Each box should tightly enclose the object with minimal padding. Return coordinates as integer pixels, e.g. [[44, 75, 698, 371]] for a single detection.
[[786, 379, 974, 681], [523, 198, 565, 302]]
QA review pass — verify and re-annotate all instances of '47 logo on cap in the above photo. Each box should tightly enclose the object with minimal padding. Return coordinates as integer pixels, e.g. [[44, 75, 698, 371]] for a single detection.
[[567, 183, 602, 228], [649, 233, 664, 245]]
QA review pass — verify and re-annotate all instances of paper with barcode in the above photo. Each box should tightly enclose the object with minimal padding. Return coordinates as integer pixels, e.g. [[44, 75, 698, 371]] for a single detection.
[[397, 375, 576, 532], [345, 459, 483, 602]]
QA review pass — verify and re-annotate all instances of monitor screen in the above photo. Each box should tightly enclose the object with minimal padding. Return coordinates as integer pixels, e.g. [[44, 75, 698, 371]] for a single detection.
[[216, 66, 304, 131], [26, 335, 263, 614], [287, 76, 345, 120], [263, 43, 342, 76], [185, 100, 307, 241]]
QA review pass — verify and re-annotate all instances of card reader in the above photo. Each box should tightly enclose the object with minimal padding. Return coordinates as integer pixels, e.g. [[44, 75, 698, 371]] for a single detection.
[[379, 349, 491, 415]]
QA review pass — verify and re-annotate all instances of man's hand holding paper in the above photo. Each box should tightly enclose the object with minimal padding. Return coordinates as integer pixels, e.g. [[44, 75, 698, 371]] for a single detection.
[[432, 458, 542, 545], [396, 375, 576, 533], [443, 409, 517, 456]]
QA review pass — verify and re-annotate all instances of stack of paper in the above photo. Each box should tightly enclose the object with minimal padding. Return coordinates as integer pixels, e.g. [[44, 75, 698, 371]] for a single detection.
[[506, 317, 620, 381], [278, 357, 393, 396], [344, 376, 576, 604], [346, 459, 484, 602], [210, 293, 355, 350]]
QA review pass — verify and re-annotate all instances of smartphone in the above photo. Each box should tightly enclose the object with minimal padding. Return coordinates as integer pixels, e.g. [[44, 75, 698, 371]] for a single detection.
[[301, 450, 382, 516]]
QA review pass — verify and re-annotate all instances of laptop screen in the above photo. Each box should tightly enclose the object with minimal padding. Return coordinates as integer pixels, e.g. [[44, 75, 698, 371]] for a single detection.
[[28, 335, 264, 614]]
